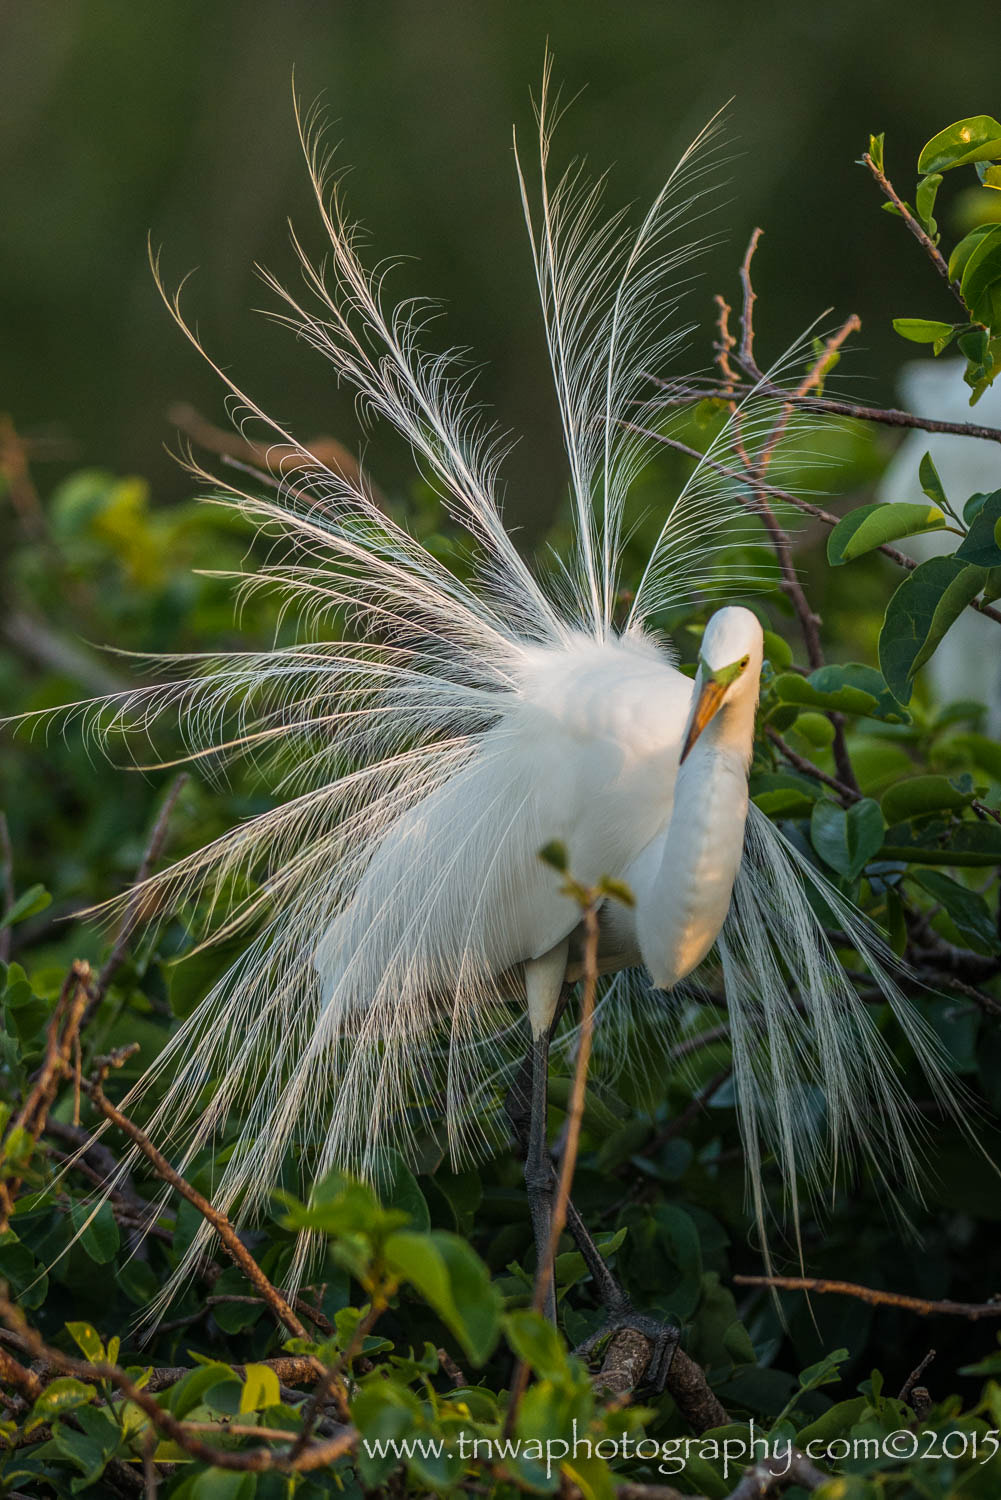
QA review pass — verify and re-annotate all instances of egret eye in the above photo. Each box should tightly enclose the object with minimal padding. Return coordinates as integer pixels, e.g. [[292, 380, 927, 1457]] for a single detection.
[[739, 654, 750, 670]]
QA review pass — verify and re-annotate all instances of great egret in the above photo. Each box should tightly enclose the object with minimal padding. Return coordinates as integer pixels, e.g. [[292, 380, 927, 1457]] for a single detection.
[[24, 78, 965, 1342]]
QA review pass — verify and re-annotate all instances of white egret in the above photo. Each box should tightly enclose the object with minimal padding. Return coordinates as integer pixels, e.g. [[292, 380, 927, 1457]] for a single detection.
[[24, 78, 967, 1348]]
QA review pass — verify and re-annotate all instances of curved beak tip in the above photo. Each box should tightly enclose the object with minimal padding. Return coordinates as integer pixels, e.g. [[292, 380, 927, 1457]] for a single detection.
[[680, 677, 727, 763]]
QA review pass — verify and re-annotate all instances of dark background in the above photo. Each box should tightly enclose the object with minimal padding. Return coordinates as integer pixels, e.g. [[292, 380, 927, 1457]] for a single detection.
[[4, 0, 1001, 533]]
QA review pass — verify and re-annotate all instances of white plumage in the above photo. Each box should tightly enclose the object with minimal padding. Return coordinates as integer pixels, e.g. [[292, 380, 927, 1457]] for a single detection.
[[22, 73, 971, 1309]]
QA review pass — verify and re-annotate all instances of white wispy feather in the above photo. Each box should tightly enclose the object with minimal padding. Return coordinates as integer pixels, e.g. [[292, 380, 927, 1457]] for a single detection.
[[18, 71, 974, 1311]]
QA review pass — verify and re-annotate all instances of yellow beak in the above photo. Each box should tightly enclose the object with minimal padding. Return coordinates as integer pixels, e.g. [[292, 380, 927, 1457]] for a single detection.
[[680, 676, 727, 763]]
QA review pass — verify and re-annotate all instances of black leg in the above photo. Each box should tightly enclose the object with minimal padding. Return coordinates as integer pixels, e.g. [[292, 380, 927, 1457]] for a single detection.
[[506, 998, 680, 1390], [526, 1028, 557, 1323]]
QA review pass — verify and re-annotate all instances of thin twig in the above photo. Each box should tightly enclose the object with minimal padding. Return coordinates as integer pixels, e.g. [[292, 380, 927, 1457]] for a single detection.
[[0, 1292, 357, 1475], [506, 896, 601, 1432], [535, 900, 600, 1314], [288, 1295, 384, 1458], [766, 728, 861, 804], [84, 1050, 318, 1352], [651, 377, 1001, 445], [861, 152, 966, 310], [169, 402, 387, 511], [630, 422, 1001, 628], [897, 1347, 936, 1405], [734, 1274, 1001, 1319], [0, 961, 91, 1229], [738, 228, 763, 371], [715, 236, 863, 791]]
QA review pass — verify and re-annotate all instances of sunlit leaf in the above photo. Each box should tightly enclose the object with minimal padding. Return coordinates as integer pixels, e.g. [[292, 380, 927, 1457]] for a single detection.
[[918, 116, 1001, 174], [827, 501, 947, 564], [891, 317, 955, 344]]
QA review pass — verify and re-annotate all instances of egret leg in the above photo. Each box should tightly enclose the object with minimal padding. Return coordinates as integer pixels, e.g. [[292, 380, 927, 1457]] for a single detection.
[[506, 961, 679, 1391], [514, 942, 570, 1324]]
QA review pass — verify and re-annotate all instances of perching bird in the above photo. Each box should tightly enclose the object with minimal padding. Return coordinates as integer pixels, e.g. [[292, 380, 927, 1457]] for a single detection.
[[26, 75, 966, 1330]]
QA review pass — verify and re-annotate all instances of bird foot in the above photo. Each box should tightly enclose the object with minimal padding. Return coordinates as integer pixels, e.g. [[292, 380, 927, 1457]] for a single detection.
[[573, 1305, 680, 1393]]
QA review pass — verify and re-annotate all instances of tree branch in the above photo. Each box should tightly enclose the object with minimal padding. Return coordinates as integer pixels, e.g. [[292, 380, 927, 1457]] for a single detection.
[[734, 1274, 1001, 1319], [861, 152, 966, 310]]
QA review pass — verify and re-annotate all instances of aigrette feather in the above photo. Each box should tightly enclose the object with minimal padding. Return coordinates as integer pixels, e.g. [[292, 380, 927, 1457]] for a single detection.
[[12, 62, 978, 1317]]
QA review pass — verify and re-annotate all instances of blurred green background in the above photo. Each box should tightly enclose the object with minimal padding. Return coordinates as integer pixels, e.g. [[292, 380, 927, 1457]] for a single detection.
[[4, 0, 1001, 532]]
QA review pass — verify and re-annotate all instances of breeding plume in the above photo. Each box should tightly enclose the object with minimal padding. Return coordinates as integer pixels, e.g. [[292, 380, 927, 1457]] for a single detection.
[[30, 75, 964, 1317]]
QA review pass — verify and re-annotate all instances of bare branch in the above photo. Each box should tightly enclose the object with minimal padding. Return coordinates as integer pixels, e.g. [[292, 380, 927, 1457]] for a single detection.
[[735, 1273, 1001, 1319], [0, 960, 91, 1230], [861, 152, 966, 310], [84, 1049, 319, 1353]]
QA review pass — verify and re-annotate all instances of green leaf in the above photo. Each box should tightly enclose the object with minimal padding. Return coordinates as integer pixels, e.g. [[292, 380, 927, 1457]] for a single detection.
[[812, 664, 909, 723], [798, 1346, 849, 1392], [554, 1226, 627, 1289], [0, 884, 51, 930], [891, 317, 955, 344], [810, 798, 885, 881], [796, 1396, 869, 1448], [918, 450, 948, 509], [375, 1147, 431, 1233], [504, 1309, 569, 1380], [750, 772, 820, 817], [826, 500, 946, 564], [280, 1169, 403, 1241], [960, 224, 1001, 327], [538, 839, 568, 872], [964, 490, 995, 525], [878, 556, 988, 703], [774, 664, 907, 723], [950, 223, 999, 284], [27, 1377, 97, 1432], [239, 1362, 281, 1414], [882, 819, 1001, 865], [191, 1472, 258, 1499], [69, 1201, 120, 1265], [915, 172, 942, 235], [762, 630, 792, 669], [910, 869, 997, 951], [384, 1230, 500, 1364], [65, 1322, 104, 1364], [48, 1407, 122, 1489], [881, 775, 975, 823], [918, 116, 1001, 173], [867, 132, 884, 173], [167, 1362, 242, 1419], [773, 673, 876, 717], [795, 712, 835, 748], [597, 875, 635, 907], [350, 1381, 422, 1487], [956, 490, 1001, 567]]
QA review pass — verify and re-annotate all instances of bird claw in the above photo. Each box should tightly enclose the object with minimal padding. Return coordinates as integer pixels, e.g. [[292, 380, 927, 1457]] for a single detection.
[[574, 1306, 680, 1393]]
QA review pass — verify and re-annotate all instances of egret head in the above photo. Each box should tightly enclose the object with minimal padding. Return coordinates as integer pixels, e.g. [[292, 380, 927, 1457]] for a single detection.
[[680, 605, 764, 762]]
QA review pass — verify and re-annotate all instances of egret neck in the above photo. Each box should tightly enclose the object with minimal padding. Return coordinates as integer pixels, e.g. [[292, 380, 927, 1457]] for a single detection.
[[636, 606, 763, 990]]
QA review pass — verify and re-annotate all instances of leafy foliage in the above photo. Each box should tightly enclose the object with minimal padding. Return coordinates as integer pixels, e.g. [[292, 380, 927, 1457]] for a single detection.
[[3, 111, 1001, 1498]]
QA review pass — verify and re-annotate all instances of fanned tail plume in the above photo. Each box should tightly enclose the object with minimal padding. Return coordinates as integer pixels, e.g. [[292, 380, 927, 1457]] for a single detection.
[[11, 66, 983, 1313]]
